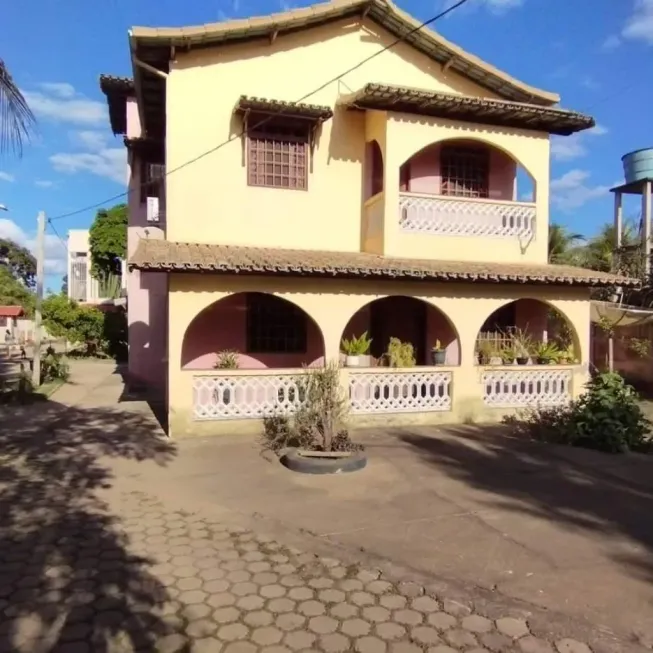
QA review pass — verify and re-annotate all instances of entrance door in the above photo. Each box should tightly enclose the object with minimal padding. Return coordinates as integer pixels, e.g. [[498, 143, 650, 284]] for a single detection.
[[370, 297, 426, 364]]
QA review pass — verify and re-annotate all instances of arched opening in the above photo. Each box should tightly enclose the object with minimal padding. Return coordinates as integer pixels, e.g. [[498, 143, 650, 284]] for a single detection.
[[475, 299, 580, 365], [181, 292, 325, 370], [340, 296, 461, 366], [364, 140, 384, 200], [399, 138, 535, 202]]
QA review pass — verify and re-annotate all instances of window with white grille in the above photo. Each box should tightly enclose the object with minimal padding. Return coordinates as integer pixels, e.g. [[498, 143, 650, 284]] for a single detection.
[[441, 146, 489, 198], [247, 122, 308, 190], [246, 293, 307, 353]]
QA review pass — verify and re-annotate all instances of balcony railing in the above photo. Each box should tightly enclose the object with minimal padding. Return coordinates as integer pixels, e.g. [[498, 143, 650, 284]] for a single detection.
[[482, 368, 572, 408], [398, 192, 536, 239]]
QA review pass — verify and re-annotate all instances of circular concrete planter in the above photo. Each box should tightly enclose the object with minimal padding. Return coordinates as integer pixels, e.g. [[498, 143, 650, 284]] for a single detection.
[[280, 448, 367, 475]]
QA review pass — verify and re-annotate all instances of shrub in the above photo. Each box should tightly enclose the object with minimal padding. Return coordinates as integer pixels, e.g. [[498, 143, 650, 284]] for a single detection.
[[214, 350, 239, 369], [41, 352, 70, 384], [261, 362, 363, 454], [503, 372, 651, 454]]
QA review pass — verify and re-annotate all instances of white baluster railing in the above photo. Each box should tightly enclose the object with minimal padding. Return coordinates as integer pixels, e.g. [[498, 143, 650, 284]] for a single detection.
[[482, 369, 572, 408], [349, 370, 452, 414], [399, 193, 536, 239], [193, 372, 306, 420]]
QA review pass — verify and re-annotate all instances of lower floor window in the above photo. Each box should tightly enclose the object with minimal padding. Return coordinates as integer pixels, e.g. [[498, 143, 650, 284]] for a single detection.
[[246, 293, 307, 353]]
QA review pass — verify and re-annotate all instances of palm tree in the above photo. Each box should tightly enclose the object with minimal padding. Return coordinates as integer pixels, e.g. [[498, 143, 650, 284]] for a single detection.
[[584, 220, 639, 274], [0, 59, 35, 156], [548, 223, 585, 264]]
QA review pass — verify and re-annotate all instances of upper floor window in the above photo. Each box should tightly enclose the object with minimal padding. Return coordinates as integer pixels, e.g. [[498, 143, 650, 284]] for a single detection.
[[247, 122, 308, 191], [246, 293, 307, 353], [140, 161, 165, 204], [440, 146, 489, 199]]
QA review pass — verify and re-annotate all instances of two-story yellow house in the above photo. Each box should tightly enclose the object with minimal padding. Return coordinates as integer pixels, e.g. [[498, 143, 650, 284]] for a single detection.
[[102, 0, 635, 437]]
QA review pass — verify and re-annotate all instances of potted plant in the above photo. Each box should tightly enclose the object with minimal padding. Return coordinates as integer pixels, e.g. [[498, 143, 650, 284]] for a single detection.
[[476, 341, 494, 365], [386, 337, 416, 368], [214, 350, 239, 369], [431, 339, 447, 365], [511, 328, 532, 365], [533, 341, 560, 365], [341, 331, 372, 367], [501, 345, 516, 365]]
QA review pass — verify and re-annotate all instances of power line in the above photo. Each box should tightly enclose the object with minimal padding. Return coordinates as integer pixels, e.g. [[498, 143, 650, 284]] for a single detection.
[[47, 218, 68, 252], [49, 0, 472, 222]]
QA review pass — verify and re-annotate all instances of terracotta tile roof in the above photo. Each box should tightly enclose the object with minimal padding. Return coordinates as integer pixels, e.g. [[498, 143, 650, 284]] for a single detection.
[[129, 0, 559, 107], [129, 239, 639, 288], [0, 306, 25, 318], [235, 96, 334, 121], [99, 74, 135, 135], [340, 84, 594, 136]]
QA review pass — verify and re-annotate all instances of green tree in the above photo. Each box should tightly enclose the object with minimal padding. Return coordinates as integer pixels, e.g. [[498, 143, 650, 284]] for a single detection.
[[61, 274, 68, 295], [0, 266, 33, 315], [0, 238, 36, 287], [42, 294, 103, 345], [548, 223, 585, 264], [89, 204, 127, 281], [0, 59, 35, 155], [584, 221, 639, 274]]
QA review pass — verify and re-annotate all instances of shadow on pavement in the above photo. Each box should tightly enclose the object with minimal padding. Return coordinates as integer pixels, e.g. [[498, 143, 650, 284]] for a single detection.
[[0, 399, 183, 652], [395, 425, 653, 593]]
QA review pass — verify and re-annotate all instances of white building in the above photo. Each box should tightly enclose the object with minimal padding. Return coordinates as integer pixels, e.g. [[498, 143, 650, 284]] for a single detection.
[[67, 229, 128, 304]]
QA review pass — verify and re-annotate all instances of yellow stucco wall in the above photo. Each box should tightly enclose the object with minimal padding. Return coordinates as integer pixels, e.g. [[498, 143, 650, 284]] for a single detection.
[[168, 274, 590, 438], [165, 18, 550, 264]]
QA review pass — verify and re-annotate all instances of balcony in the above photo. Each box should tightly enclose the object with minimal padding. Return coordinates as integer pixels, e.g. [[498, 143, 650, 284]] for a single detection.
[[398, 192, 536, 240]]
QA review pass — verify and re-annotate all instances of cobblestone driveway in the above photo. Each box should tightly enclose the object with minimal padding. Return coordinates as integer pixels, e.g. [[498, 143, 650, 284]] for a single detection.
[[0, 487, 604, 653]]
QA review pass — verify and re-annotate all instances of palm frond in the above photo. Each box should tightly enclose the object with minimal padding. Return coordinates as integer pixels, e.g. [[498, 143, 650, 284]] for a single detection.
[[0, 59, 36, 157]]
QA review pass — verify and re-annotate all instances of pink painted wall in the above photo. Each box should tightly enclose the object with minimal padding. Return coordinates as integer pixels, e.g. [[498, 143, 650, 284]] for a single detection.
[[181, 294, 325, 370], [400, 142, 517, 201], [425, 309, 460, 365], [126, 103, 168, 394]]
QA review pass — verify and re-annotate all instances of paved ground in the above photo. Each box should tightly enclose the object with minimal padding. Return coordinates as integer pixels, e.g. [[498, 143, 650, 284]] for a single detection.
[[0, 361, 650, 652]]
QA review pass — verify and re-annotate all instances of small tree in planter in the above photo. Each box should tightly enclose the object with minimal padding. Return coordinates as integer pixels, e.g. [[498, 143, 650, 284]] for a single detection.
[[511, 328, 533, 365], [262, 362, 365, 473], [213, 350, 239, 406], [341, 331, 372, 367]]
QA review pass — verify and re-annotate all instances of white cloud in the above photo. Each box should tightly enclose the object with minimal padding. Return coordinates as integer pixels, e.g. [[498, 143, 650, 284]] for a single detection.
[[0, 218, 67, 275], [603, 0, 653, 49], [22, 83, 106, 126], [602, 35, 621, 50], [50, 148, 127, 185], [34, 180, 55, 189], [38, 82, 76, 98], [0, 172, 15, 183], [550, 125, 608, 161], [622, 0, 653, 44], [72, 130, 109, 151], [550, 169, 611, 211], [441, 0, 522, 13]]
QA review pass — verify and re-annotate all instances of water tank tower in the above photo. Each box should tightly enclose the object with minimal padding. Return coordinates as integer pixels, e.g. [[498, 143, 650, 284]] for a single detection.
[[611, 148, 653, 277]]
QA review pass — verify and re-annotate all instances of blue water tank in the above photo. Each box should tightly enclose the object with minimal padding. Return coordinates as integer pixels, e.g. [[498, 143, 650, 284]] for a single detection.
[[622, 148, 653, 184]]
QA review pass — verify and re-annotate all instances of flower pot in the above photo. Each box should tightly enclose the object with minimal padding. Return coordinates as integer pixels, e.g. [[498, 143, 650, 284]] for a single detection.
[[431, 349, 446, 365], [516, 357, 529, 365], [536, 357, 550, 365], [502, 358, 515, 366], [345, 355, 360, 367]]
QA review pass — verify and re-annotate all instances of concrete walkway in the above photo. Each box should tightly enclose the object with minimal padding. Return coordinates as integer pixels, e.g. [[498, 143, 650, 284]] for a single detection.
[[0, 363, 648, 652]]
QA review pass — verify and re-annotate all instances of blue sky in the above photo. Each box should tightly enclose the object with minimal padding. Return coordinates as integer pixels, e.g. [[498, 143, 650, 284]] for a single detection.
[[0, 0, 652, 287]]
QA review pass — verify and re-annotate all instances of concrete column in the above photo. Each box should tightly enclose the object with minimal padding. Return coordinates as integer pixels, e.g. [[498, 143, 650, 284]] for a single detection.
[[643, 181, 652, 279]]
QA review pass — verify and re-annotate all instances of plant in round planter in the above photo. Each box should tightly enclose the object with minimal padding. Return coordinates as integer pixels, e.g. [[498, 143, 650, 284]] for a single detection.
[[533, 341, 561, 365], [431, 339, 447, 365], [213, 350, 239, 405], [262, 362, 366, 474], [341, 331, 372, 367]]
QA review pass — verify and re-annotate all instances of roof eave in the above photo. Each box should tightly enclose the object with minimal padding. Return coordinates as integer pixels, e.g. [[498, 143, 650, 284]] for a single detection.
[[129, 0, 559, 106]]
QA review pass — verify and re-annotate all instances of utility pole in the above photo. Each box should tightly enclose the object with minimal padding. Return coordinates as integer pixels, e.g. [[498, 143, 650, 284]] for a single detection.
[[32, 211, 45, 388]]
